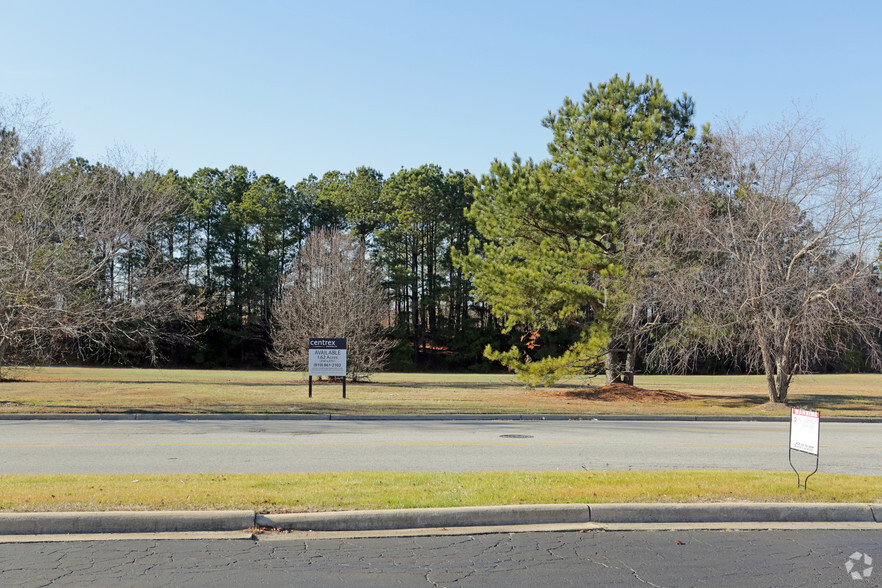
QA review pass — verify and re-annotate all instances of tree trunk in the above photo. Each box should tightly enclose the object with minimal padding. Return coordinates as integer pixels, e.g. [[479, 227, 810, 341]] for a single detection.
[[205, 218, 212, 288], [427, 227, 437, 334], [411, 235, 420, 363], [604, 350, 622, 384], [773, 356, 792, 404], [624, 334, 636, 386], [0, 338, 7, 382], [185, 217, 192, 285], [758, 332, 791, 403], [604, 335, 636, 386], [232, 231, 242, 320], [759, 336, 777, 402]]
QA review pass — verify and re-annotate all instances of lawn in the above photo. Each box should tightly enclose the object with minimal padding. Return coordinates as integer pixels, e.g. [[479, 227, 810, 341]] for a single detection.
[[1, 367, 881, 417], [1, 471, 879, 513]]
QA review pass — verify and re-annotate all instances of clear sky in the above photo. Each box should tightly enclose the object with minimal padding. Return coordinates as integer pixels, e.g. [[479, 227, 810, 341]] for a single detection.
[[3, 0, 880, 185]]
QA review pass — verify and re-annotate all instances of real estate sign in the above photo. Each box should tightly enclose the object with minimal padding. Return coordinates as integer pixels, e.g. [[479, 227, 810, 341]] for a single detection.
[[308, 338, 347, 377], [789, 407, 820, 456]]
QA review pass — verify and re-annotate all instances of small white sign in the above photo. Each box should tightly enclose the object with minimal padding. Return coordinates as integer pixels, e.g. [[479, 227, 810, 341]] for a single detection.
[[790, 407, 820, 456], [308, 338, 347, 377]]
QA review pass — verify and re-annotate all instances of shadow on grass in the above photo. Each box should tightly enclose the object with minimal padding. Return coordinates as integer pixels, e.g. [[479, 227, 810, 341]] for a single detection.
[[376, 381, 513, 390], [17, 378, 512, 389], [3, 404, 306, 414], [691, 392, 882, 415], [790, 394, 881, 410], [18, 379, 302, 387], [539, 382, 596, 390], [5, 395, 514, 415], [692, 394, 769, 409]]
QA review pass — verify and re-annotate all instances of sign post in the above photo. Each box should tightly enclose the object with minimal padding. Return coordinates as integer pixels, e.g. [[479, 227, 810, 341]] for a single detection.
[[789, 407, 820, 489], [308, 338, 348, 398]]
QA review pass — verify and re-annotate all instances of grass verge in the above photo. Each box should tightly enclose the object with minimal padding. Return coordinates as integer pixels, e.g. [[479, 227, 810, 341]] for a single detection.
[[1, 471, 880, 512], [3, 367, 882, 417]]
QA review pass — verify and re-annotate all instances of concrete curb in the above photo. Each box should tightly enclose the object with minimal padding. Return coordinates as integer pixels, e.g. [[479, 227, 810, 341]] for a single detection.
[[0, 504, 878, 536], [257, 504, 593, 532], [0, 511, 255, 535], [588, 503, 880, 524], [1, 413, 880, 423], [258, 503, 882, 532]]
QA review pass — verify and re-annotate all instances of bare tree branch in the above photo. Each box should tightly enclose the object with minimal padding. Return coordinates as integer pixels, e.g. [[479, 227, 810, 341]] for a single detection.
[[622, 111, 882, 402], [269, 229, 391, 382], [1, 101, 194, 378]]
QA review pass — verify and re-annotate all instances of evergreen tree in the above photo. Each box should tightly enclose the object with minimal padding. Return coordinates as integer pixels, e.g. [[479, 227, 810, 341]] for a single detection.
[[458, 74, 695, 385]]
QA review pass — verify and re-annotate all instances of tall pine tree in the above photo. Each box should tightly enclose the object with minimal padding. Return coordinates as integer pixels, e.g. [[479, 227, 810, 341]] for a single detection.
[[458, 74, 695, 385]]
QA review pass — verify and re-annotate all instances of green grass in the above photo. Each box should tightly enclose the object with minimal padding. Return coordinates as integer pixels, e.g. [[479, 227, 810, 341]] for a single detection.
[[0, 471, 879, 513], [2, 367, 882, 417]]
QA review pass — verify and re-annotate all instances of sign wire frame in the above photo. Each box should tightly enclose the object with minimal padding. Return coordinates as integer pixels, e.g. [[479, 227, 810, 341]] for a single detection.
[[788, 407, 820, 489]]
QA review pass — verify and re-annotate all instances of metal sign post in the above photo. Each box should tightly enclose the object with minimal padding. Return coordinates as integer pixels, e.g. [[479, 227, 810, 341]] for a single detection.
[[307, 338, 348, 398], [789, 407, 820, 489]]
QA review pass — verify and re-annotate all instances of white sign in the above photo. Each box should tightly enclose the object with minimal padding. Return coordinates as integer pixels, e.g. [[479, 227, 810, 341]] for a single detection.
[[308, 338, 347, 377], [789, 407, 820, 455]]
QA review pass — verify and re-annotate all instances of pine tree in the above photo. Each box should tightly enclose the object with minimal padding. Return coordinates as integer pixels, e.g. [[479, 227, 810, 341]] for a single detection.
[[457, 74, 695, 385]]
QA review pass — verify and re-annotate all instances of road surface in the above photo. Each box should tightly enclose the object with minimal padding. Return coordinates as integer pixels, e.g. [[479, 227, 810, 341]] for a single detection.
[[0, 529, 879, 586], [1, 418, 879, 475]]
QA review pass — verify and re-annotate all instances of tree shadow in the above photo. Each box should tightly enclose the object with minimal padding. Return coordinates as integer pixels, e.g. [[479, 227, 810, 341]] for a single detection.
[[379, 381, 514, 390], [543, 382, 595, 390], [691, 394, 769, 409], [18, 379, 301, 387], [789, 394, 880, 411], [693, 392, 881, 415]]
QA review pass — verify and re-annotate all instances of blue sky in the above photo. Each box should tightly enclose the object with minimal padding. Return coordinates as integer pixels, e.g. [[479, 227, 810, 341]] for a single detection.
[[3, 0, 880, 185]]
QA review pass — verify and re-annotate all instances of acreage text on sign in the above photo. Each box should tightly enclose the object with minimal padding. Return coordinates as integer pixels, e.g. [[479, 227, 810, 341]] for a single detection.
[[790, 407, 820, 455], [308, 338, 347, 377]]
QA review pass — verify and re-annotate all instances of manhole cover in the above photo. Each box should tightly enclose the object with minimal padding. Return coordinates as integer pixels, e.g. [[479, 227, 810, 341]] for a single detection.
[[499, 434, 534, 439]]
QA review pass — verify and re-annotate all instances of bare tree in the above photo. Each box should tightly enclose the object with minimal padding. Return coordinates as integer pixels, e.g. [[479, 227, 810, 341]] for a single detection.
[[623, 112, 882, 403], [270, 228, 391, 381], [0, 99, 193, 379]]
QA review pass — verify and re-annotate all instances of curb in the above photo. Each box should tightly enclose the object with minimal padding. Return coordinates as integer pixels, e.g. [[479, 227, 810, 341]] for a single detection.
[[0, 510, 255, 535], [0, 504, 878, 536], [257, 504, 592, 532], [0, 413, 880, 423], [588, 503, 881, 524]]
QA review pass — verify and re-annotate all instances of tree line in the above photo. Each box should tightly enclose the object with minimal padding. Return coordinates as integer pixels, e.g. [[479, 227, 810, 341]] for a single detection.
[[3, 77, 882, 404], [175, 163, 510, 370], [0, 100, 512, 376]]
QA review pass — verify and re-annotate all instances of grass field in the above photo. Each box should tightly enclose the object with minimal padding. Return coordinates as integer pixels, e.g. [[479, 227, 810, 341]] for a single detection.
[[1, 366, 881, 417], [1, 471, 879, 512]]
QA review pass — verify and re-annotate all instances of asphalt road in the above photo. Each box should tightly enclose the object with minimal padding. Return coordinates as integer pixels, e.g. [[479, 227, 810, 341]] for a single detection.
[[1, 419, 880, 475], [0, 529, 879, 587]]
